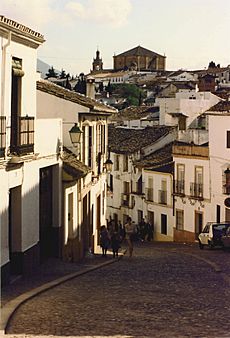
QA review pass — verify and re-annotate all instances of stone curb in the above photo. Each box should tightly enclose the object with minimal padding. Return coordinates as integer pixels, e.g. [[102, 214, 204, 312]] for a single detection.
[[0, 252, 125, 335]]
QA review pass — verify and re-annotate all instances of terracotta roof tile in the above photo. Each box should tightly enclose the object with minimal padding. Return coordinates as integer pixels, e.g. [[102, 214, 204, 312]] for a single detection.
[[109, 125, 174, 154], [37, 80, 117, 114], [208, 100, 230, 112], [62, 147, 91, 179], [115, 45, 165, 58], [134, 143, 173, 169]]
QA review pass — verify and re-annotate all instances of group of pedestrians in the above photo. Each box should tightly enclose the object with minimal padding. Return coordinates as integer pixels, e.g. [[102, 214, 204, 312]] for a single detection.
[[99, 216, 154, 258]]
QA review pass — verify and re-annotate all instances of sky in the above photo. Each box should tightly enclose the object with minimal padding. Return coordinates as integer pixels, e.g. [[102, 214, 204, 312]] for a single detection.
[[1, 0, 230, 76]]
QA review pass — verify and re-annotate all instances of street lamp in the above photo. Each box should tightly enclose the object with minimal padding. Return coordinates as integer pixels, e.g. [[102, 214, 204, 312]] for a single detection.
[[69, 123, 83, 147], [104, 146, 113, 173], [104, 158, 113, 173]]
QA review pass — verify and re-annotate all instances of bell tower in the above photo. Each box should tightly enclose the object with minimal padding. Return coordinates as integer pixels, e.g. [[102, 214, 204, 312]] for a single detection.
[[92, 49, 103, 71]]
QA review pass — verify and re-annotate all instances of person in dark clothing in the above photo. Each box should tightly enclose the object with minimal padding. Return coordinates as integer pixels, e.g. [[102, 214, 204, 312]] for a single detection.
[[110, 230, 121, 258], [118, 220, 125, 242], [99, 225, 110, 257], [146, 221, 154, 241]]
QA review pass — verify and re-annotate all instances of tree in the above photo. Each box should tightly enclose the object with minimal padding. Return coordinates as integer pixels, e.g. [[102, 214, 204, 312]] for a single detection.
[[110, 83, 146, 107], [74, 73, 86, 95], [45, 66, 58, 78], [59, 69, 67, 79]]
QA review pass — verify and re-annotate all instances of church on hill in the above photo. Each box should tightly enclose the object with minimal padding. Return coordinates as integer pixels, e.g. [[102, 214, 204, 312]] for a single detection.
[[113, 45, 166, 72]]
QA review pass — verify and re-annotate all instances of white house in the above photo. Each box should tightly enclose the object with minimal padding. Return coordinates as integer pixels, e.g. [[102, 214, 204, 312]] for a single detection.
[[173, 142, 211, 242], [136, 144, 174, 241], [37, 79, 116, 260], [107, 125, 177, 233], [207, 102, 230, 223], [156, 91, 221, 132], [0, 16, 62, 285]]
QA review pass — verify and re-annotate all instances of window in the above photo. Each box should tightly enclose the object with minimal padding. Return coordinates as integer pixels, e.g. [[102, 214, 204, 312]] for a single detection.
[[175, 164, 185, 194], [227, 131, 230, 148], [82, 126, 85, 163], [0, 117, 6, 157], [190, 166, 203, 198], [146, 177, 154, 201], [178, 116, 186, 131], [176, 209, 184, 230], [88, 126, 93, 168], [138, 210, 143, 224], [11, 57, 23, 153], [114, 154, 120, 171], [159, 179, 167, 204], [101, 124, 105, 154], [123, 155, 128, 172], [96, 124, 101, 154]]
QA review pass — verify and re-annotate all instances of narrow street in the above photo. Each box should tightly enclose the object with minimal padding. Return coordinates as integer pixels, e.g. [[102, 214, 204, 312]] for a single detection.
[[5, 243, 230, 338]]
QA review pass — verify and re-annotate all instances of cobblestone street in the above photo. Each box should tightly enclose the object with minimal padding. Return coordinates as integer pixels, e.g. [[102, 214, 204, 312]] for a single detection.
[[5, 242, 230, 338]]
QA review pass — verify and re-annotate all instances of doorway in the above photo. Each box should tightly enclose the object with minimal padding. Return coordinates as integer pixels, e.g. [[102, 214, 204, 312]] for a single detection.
[[9, 186, 22, 275], [39, 166, 53, 261], [195, 211, 203, 240]]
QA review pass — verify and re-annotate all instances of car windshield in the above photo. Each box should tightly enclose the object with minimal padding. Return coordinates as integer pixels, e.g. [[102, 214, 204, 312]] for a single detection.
[[213, 224, 230, 236]]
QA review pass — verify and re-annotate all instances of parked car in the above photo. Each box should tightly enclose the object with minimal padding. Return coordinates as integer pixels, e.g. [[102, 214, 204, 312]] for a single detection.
[[198, 222, 230, 249], [221, 226, 230, 249]]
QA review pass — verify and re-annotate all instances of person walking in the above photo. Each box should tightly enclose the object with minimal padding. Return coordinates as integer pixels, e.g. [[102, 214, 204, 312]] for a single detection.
[[110, 227, 121, 258], [99, 225, 110, 257], [124, 217, 137, 257]]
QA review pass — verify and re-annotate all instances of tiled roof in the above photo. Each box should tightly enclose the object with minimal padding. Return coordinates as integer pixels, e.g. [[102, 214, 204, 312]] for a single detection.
[[115, 45, 165, 58], [208, 100, 230, 112], [37, 80, 117, 114], [110, 105, 158, 122], [134, 143, 173, 169], [0, 15, 44, 42], [108, 125, 174, 154], [62, 147, 91, 179]]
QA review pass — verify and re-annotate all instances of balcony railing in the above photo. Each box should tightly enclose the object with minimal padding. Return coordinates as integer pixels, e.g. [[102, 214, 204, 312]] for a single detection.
[[190, 182, 203, 199], [174, 180, 185, 195], [158, 190, 167, 204], [145, 187, 154, 202], [0, 116, 6, 157], [11, 116, 34, 155]]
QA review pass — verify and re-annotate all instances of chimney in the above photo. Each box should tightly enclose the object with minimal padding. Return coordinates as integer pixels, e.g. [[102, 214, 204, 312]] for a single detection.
[[86, 76, 95, 99]]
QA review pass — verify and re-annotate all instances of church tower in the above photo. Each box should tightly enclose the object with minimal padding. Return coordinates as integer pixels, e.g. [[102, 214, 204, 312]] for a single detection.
[[92, 49, 103, 71]]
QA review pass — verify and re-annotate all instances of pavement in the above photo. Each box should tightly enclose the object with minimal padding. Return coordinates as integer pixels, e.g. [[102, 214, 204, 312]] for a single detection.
[[1, 241, 230, 337], [0, 248, 125, 335]]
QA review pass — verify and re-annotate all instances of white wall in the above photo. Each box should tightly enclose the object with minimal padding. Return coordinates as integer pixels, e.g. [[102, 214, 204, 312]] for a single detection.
[[156, 92, 220, 127]]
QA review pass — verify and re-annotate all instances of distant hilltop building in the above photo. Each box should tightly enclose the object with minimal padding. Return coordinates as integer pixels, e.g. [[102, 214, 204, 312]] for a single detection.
[[113, 45, 166, 72], [92, 49, 103, 71]]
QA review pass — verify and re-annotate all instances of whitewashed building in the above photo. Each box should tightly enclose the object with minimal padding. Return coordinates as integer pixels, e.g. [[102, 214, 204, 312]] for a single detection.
[[37, 79, 116, 260], [0, 16, 62, 285], [207, 102, 230, 223], [107, 125, 177, 235]]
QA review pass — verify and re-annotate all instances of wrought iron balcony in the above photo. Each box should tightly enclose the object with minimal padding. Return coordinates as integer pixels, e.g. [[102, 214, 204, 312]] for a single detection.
[[190, 182, 203, 199], [174, 180, 185, 195], [0, 116, 6, 157], [158, 190, 167, 204], [10, 116, 34, 155]]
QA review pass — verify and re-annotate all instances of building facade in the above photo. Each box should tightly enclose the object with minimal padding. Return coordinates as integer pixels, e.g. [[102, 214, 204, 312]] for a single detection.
[[0, 16, 62, 285], [113, 46, 166, 72]]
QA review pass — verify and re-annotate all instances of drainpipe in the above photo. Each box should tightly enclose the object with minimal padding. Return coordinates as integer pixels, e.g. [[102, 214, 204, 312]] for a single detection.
[[1, 32, 11, 116]]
